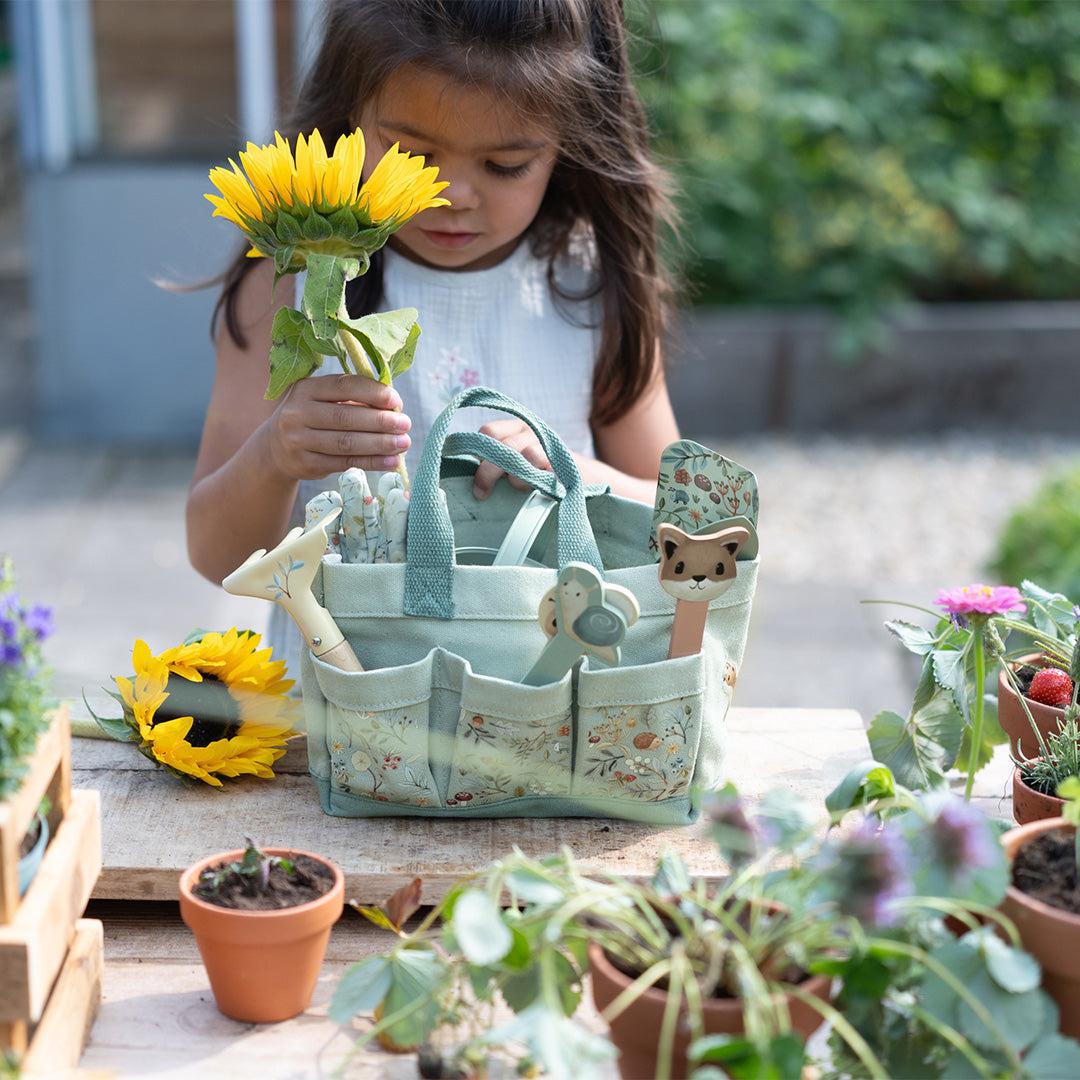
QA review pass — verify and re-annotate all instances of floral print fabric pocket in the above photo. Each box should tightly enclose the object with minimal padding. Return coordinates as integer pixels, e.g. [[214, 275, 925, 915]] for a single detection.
[[315, 652, 442, 808], [444, 668, 574, 807], [573, 654, 705, 803]]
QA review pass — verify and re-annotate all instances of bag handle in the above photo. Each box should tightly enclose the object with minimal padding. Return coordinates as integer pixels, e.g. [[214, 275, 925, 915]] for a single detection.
[[404, 387, 603, 619]]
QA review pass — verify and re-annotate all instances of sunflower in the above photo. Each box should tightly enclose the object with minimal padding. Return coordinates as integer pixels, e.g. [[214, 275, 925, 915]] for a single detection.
[[205, 128, 450, 271], [106, 629, 299, 787]]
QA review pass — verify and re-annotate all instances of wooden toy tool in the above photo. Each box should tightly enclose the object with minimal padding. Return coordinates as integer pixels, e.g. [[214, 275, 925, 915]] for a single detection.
[[222, 507, 363, 672], [523, 563, 639, 686], [658, 522, 750, 659]]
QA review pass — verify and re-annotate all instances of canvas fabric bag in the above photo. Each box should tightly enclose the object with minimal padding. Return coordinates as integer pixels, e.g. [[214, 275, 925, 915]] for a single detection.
[[301, 387, 759, 824]]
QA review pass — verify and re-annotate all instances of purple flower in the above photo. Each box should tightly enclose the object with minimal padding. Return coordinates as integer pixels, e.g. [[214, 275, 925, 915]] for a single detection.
[[23, 605, 54, 641], [1, 641, 22, 665], [830, 820, 913, 927], [0, 617, 16, 641], [0, 593, 18, 617], [929, 799, 997, 877]]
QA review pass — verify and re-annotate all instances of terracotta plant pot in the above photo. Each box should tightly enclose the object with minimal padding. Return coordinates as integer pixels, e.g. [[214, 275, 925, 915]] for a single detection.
[[1012, 765, 1066, 825], [999, 655, 1068, 758], [179, 848, 344, 1023], [1000, 819, 1080, 1037], [588, 942, 830, 1079]]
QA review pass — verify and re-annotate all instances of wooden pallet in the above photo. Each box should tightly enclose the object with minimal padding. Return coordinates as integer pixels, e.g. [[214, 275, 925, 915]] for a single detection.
[[0, 708, 103, 1065]]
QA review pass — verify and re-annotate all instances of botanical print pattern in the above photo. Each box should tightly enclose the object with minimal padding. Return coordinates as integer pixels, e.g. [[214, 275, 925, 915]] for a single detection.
[[327, 703, 440, 807], [575, 695, 701, 802], [651, 440, 758, 557], [428, 345, 482, 404], [445, 707, 573, 807]]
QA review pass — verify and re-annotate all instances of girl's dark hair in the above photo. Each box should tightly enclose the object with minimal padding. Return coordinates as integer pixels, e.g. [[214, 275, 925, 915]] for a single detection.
[[211, 0, 682, 427]]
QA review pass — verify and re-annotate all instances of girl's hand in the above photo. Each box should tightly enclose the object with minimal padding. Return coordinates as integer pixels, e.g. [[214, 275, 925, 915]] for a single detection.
[[473, 419, 551, 499], [265, 374, 412, 480]]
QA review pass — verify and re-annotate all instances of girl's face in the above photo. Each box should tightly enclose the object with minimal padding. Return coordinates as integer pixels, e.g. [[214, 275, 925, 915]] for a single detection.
[[356, 65, 559, 271]]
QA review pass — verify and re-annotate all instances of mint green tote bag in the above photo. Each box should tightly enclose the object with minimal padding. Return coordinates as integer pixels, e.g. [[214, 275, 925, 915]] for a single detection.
[[301, 387, 759, 824]]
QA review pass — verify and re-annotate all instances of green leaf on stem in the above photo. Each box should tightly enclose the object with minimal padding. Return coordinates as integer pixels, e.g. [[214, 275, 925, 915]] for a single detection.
[[885, 620, 938, 655], [329, 955, 393, 1023], [1023, 1033, 1080, 1077], [337, 307, 421, 385], [302, 252, 360, 341], [265, 306, 322, 399], [866, 696, 960, 791], [825, 761, 897, 815], [452, 889, 512, 966], [981, 934, 1040, 994], [690, 1033, 806, 1079], [932, 647, 970, 721]]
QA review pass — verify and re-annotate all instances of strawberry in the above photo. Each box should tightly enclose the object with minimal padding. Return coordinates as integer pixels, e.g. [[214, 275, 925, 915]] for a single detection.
[[1027, 667, 1073, 709]]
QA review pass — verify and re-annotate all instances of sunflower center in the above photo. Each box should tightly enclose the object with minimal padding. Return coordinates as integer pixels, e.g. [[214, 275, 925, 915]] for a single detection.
[[155, 673, 242, 747]]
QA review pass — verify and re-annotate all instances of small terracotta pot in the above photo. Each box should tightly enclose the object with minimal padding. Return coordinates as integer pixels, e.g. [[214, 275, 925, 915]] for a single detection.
[[588, 942, 830, 1079], [179, 848, 344, 1023], [1012, 765, 1066, 825], [998, 655, 1068, 758], [1000, 819, 1080, 1037]]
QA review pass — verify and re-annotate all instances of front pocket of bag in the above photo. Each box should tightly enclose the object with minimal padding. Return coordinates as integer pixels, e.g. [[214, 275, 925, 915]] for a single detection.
[[311, 651, 442, 809], [573, 653, 706, 803], [443, 667, 574, 808]]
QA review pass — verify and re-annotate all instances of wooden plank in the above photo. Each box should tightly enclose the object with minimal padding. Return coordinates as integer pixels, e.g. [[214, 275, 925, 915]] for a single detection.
[[78, 905, 617, 1078], [0, 707, 71, 923], [21, 919, 103, 1075], [72, 709, 870, 904], [0, 790, 102, 1021]]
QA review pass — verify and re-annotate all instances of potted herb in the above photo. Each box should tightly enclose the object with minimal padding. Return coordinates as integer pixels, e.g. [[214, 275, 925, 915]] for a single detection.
[[1013, 716, 1080, 824], [1000, 782, 1080, 1037], [178, 837, 344, 1023], [329, 782, 1075, 1079], [0, 557, 55, 895]]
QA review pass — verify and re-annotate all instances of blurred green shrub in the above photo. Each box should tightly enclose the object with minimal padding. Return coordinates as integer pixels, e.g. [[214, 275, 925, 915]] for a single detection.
[[991, 464, 1080, 598], [630, 0, 1080, 349]]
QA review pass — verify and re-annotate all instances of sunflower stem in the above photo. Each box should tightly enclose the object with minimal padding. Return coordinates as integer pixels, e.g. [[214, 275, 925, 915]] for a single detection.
[[336, 301, 410, 492]]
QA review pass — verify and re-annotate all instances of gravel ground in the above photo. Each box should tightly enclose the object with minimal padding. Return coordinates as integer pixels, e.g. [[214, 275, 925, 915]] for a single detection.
[[710, 432, 1080, 588]]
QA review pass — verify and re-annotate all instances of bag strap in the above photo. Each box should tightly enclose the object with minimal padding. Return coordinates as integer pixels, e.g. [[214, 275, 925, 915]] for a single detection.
[[404, 387, 603, 619]]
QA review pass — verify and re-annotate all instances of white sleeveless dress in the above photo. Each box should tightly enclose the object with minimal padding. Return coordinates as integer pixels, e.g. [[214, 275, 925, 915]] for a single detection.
[[266, 235, 602, 689]]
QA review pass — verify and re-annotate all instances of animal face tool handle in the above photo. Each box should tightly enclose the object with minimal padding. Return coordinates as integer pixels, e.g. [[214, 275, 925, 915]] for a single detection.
[[222, 509, 363, 672]]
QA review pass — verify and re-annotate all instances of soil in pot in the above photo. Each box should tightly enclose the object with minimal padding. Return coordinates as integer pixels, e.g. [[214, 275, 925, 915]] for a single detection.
[[1011, 827, 1080, 915], [193, 853, 334, 911]]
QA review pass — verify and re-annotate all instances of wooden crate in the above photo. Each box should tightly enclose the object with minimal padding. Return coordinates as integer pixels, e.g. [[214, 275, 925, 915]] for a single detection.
[[0, 708, 102, 1059]]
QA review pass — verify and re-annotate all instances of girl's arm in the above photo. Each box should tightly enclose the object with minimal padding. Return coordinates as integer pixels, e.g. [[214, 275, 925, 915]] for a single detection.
[[186, 259, 410, 584]]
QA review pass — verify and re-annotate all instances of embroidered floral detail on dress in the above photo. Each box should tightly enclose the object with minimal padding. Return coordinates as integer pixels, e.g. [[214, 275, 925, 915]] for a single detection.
[[328, 705, 440, 807], [429, 346, 482, 403], [446, 707, 572, 806], [575, 697, 700, 802]]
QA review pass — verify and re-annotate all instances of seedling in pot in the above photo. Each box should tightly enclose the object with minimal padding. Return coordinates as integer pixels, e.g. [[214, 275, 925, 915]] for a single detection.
[[195, 837, 296, 900]]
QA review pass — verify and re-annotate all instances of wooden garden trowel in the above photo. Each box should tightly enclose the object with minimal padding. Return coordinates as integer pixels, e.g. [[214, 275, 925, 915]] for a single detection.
[[222, 508, 363, 672]]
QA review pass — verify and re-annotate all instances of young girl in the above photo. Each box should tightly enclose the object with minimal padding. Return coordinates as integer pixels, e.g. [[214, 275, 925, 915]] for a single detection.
[[187, 0, 683, 674]]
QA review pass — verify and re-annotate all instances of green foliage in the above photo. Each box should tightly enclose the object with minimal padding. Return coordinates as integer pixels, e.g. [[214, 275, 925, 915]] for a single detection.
[[991, 465, 1080, 600], [194, 837, 295, 898], [629, 0, 1080, 348], [1018, 718, 1080, 794], [0, 558, 55, 800]]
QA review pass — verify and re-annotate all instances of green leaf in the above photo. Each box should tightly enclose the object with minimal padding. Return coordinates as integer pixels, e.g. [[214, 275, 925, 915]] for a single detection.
[[689, 1033, 805, 1078], [919, 938, 983, 1028], [301, 211, 333, 242], [867, 709, 949, 791], [380, 948, 451, 1049], [933, 647, 970, 721], [501, 950, 581, 1016], [825, 760, 897, 814], [886, 620, 938, 655], [956, 968, 1045, 1052], [1023, 1033, 1080, 1077], [329, 955, 392, 1024], [354, 905, 398, 933], [275, 211, 303, 243], [981, 934, 1040, 994], [273, 244, 296, 275], [337, 308, 421, 385], [302, 253, 358, 342], [81, 690, 136, 743], [505, 867, 565, 906], [265, 307, 322, 399], [452, 889, 512, 966], [477, 1002, 615, 1076], [328, 206, 360, 240]]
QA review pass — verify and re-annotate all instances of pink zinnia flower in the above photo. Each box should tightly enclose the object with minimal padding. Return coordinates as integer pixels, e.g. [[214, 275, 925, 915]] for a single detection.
[[935, 584, 1026, 616]]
